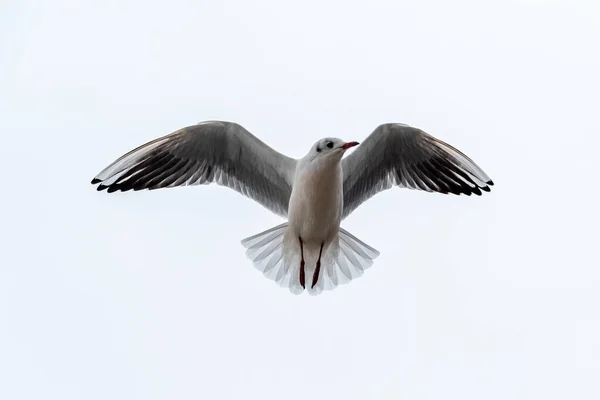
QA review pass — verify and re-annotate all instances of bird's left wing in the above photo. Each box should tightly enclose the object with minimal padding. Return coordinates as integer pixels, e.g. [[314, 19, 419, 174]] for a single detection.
[[91, 121, 297, 217], [341, 123, 494, 219]]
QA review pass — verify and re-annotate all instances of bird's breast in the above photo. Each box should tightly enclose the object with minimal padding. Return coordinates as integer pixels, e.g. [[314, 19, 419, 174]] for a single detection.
[[287, 162, 343, 243]]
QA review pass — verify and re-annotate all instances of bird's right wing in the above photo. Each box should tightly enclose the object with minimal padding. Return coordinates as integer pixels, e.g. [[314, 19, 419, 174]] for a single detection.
[[91, 121, 297, 217], [341, 123, 493, 219]]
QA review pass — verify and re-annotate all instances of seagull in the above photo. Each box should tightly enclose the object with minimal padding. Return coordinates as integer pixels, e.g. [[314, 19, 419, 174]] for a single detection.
[[91, 121, 493, 295]]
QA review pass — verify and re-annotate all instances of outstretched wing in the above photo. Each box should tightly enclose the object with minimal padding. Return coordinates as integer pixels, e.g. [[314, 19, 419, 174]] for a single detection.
[[91, 121, 297, 217], [342, 123, 494, 219]]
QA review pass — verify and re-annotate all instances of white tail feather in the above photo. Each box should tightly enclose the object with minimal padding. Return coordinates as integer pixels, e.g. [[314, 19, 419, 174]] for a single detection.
[[241, 224, 380, 295]]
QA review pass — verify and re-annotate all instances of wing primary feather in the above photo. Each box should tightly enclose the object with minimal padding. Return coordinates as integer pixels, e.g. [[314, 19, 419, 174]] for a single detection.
[[421, 160, 462, 195], [130, 154, 178, 190], [412, 163, 440, 192], [158, 159, 195, 188], [111, 152, 174, 192], [172, 160, 199, 186], [122, 153, 176, 191], [440, 158, 485, 192], [416, 162, 447, 193], [112, 152, 166, 185], [435, 159, 476, 195], [146, 158, 187, 189]]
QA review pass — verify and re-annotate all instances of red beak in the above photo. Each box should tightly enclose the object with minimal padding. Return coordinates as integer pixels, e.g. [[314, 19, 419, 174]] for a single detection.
[[342, 141, 359, 150]]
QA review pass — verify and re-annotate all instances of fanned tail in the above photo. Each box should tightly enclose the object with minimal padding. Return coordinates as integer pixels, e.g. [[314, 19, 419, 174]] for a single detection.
[[241, 224, 380, 295], [240, 223, 303, 295], [308, 227, 380, 295]]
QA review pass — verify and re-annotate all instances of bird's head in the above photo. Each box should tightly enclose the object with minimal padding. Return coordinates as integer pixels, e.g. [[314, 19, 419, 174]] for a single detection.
[[305, 138, 359, 163]]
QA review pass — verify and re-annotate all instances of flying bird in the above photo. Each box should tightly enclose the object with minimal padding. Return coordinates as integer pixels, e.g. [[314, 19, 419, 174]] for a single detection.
[[91, 121, 493, 295]]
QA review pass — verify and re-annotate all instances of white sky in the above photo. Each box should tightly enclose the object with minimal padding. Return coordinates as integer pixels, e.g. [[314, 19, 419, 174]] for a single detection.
[[1, 0, 599, 399]]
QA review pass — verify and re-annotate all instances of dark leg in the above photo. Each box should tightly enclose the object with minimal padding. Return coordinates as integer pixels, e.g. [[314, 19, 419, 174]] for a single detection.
[[299, 237, 305, 289], [311, 242, 324, 289]]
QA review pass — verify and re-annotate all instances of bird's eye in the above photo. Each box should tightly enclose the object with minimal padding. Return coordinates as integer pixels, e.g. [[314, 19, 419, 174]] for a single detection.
[[326, 141, 334, 149]]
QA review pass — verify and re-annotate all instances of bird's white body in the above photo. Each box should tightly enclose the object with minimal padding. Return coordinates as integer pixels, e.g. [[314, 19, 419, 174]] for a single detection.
[[288, 153, 343, 250], [278, 149, 347, 293]]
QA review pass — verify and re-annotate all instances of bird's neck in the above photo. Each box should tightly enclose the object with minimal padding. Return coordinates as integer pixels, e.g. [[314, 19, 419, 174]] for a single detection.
[[296, 157, 342, 186]]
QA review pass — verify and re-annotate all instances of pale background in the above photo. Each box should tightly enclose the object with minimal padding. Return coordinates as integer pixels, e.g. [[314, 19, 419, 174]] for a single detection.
[[1, 0, 599, 399]]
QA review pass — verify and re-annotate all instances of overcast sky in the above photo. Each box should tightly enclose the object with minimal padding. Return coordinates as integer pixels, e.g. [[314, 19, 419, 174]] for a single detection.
[[1, 0, 599, 399]]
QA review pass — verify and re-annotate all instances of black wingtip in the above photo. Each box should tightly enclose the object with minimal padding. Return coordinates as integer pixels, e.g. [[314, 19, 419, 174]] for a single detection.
[[91, 178, 101, 184], [487, 180, 494, 186]]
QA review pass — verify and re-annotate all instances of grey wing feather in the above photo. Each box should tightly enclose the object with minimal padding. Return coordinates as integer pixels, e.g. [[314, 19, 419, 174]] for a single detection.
[[341, 123, 494, 219], [91, 121, 297, 217]]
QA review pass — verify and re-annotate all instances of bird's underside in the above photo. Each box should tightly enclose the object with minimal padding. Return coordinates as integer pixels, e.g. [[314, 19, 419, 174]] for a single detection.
[[91, 120, 494, 295]]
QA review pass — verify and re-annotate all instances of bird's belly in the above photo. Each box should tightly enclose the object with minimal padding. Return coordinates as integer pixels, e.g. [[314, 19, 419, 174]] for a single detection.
[[292, 199, 340, 242], [288, 173, 342, 244]]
